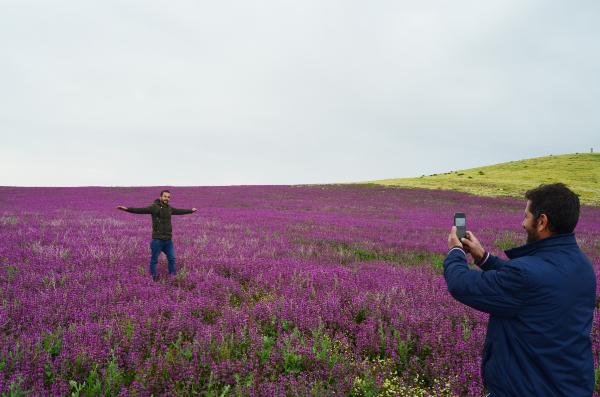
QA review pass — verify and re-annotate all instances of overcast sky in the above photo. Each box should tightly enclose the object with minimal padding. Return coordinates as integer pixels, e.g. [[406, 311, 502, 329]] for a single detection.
[[1, 0, 599, 186]]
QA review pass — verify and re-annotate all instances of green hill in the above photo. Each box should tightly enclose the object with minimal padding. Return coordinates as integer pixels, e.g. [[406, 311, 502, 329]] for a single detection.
[[369, 153, 600, 206]]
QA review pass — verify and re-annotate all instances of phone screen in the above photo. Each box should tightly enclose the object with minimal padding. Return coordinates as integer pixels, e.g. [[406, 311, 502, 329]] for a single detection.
[[454, 213, 467, 240]]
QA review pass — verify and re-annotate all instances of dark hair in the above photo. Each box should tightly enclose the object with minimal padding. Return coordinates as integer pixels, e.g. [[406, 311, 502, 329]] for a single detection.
[[160, 190, 171, 197], [525, 183, 580, 234]]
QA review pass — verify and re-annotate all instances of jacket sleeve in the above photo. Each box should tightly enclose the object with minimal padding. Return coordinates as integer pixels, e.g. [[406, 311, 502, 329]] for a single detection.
[[479, 254, 508, 271], [171, 207, 194, 215], [444, 248, 528, 317], [125, 206, 153, 214]]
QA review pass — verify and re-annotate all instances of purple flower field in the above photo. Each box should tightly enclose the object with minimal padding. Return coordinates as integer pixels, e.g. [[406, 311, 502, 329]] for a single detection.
[[1, 185, 599, 396]]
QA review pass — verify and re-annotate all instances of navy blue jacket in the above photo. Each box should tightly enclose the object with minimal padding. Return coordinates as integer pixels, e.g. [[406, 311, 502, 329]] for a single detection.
[[444, 233, 596, 397]]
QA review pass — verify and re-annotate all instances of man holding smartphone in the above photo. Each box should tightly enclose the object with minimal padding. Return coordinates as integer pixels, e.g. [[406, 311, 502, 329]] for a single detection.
[[444, 183, 596, 397]]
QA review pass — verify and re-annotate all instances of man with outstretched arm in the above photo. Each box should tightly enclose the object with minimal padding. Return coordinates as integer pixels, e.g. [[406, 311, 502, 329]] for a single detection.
[[444, 183, 596, 397], [117, 190, 197, 281]]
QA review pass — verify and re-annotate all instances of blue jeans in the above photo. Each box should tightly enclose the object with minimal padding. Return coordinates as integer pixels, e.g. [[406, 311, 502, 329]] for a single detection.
[[150, 239, 176, 276]]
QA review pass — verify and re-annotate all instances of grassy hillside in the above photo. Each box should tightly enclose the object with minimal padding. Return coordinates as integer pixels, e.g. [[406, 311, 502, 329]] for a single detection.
[[370, 153, 600, 206]]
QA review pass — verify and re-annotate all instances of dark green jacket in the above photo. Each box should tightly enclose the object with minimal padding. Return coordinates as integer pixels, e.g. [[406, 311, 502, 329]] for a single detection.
[[126, 199, 194, 240]]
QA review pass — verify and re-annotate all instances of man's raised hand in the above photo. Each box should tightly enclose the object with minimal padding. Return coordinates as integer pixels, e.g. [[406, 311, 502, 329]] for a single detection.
[[117, 205, 128, 211], [192, 208, 198, 212], [448, 226, 463, 249], [461, 231, 486, 262]]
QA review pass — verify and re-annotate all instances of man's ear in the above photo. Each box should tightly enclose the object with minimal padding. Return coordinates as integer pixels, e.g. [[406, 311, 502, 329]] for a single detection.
[[537, 213, 550, 233]]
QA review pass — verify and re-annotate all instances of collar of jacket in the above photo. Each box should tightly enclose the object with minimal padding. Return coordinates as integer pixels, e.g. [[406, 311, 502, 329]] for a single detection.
[[504, 232, 577, 259]]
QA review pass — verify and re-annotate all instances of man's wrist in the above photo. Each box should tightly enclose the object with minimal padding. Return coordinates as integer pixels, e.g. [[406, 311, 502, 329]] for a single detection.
[[448, 245, 465, 254], [474, 251, 490, 266]]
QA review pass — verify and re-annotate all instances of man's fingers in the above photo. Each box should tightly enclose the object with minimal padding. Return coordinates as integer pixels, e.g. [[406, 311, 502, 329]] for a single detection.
[[448, 226, 464, 249]]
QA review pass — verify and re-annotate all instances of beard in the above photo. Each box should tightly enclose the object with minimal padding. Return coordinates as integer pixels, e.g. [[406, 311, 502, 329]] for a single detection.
[[525, 225, 540, 244], [525, 216, 541, 244], [526, 231, 538, 244]]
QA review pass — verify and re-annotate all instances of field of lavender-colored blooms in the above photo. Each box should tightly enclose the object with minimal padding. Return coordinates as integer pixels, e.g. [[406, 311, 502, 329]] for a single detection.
[[1, 185, 599, 396]]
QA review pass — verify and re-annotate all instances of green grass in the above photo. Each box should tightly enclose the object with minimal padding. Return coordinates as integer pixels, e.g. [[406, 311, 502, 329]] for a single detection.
[[368, 153, 600, 206]]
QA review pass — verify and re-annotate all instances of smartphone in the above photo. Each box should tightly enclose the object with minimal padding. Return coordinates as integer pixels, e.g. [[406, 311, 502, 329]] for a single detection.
[[454, 212, 466, 241]]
